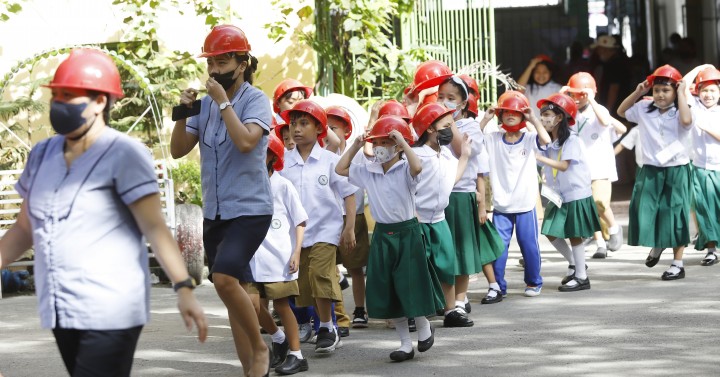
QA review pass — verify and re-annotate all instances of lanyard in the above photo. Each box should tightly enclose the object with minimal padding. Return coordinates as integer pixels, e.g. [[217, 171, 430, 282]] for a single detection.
[[552, 147, 563, 180], [576, 118, 588, 134]]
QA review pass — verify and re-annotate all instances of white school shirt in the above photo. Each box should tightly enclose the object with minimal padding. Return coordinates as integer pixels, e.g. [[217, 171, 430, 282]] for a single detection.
[[624, 98, 692, 167], [620, 126, 643, 167], [349, 153, 419, 224], [453, 117, 487, 192], [484, 131, 541, 213], [525, 81, 563, 118], [690, 96, 720, 171], [571, 104, 618, 182], [250, 173, 308, 282], [413, 145, 458, 223], [539, 135, 592, 202], [280, 143, 357, 247]]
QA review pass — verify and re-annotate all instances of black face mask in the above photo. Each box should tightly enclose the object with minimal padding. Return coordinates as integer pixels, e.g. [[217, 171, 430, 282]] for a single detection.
[[211, 65, 240, 90], [437, 128, 453, 146]]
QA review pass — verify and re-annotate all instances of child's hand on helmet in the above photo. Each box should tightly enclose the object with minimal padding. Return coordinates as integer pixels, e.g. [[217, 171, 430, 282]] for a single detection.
[[483, 106, 497, 120]]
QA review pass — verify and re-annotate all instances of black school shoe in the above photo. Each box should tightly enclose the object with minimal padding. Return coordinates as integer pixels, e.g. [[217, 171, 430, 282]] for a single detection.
[[701, 252, 718, 266], [480, 288, 503, 304], [417, 326, 435, 352], [443, 308, 474, 327], [661, 265, 685, 280], [408, 318, 417, 332], [337, 327, 350, 338], [561, 265, 589, 285], [557, 277, 591, 292], [645, 249, 663, 267], [271, 339, 290, 368], [275, 355, 309, 375], [389, 349, 415, 362], [351, 307, 369, 328]]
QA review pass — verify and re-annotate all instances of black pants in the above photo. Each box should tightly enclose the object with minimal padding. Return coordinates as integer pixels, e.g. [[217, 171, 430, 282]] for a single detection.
[[52, 326, 143, 377]]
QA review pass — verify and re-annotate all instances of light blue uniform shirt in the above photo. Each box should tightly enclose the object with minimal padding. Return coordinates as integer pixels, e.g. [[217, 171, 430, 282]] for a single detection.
[[16, 129, 158, 330], [186, 82, 273, 219]]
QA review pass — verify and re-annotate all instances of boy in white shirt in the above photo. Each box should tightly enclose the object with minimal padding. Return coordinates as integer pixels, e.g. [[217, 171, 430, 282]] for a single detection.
[[279, 100, 358, 354], [249, 134, 309, 375]]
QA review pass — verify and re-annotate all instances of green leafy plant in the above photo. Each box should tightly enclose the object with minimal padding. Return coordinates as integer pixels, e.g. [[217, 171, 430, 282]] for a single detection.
[[266, 0, 429, 103], [0, 1, 24, 22], [170, 159, 202, 206]]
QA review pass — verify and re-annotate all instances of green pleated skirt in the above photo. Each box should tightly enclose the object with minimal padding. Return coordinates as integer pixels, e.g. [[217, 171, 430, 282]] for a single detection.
[[541, 196, 602, 239], [419, 220, 457, 285], [365, 218, 445, 319], [692, 166, 720, 250], [445, 192, 505, 275], [628, 164, 691, 248]]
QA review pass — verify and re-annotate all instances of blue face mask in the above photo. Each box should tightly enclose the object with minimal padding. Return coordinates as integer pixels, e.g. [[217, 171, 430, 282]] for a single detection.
[[49, 101, 91, 136]]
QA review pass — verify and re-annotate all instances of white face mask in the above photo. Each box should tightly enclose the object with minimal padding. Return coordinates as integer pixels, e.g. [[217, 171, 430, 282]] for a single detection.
[[372, 145, 398, 163], [541, 114, 559, 129]]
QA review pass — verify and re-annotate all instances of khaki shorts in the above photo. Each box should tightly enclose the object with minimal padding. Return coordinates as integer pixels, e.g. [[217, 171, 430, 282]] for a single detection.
[[591, 179, 612, 239], [247, 280, 299, 300], [338, 213, 370, 270], [296, 242, 342, 307]]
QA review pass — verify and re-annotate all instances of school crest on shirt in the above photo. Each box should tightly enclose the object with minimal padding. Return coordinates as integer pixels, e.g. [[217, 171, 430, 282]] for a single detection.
[[318, 175, 329, 185], [591, 133, 599, 140], [271, 219, 282, 229], [520, 149, 527, 157]]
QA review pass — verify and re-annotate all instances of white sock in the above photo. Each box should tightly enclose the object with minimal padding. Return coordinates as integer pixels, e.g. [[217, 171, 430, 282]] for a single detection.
[[572, 244, 587, 280], [320, 321, 334, 331], [673, 259, 684, 268], [463, 296, 469, 305], [486, 288, 498, 297], [489, 282, 500, 291], [393, 317, 413, 352], [414, 316, 431, 341], [288, 350, 303, 359], [650, 247, 665, 258], [609, 225, 620, 235], [596, 238, 607, 248], [455, 300, 465, 308], [444, 309, 454, 316], [566, 265, 576, 276], [271, 329, 286, 344], [708, 247, 717, 254], [551, 238, 574, 265]]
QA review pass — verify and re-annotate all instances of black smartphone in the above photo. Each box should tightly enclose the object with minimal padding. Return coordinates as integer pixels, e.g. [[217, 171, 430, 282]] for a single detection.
[[171, 100, 202, 121]]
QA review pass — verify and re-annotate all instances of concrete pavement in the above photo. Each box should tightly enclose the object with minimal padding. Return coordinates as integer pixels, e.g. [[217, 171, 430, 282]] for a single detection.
[[2, 234, 720, 377]]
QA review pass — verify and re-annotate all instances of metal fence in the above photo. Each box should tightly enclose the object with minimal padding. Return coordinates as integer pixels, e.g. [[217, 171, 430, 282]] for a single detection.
[[402, 0, 497, 106]]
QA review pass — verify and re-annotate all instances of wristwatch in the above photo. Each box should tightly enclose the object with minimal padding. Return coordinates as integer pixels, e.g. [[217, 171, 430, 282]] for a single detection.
[[219, 101, 232, 111], [173, 277, 196, 292]]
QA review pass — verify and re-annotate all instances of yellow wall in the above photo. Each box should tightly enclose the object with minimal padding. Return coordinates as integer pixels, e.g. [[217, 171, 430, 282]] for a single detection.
[[0, 0, 316, 145]]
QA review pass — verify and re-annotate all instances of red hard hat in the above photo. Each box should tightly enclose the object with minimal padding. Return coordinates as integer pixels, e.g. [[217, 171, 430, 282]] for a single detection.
[[534, 54, 554, 64], [566, 72, 597, 93], [420, 92, 439, 107], [497, 90, 530, 112], [412, 103, 455, 138], [458, 74, 479, 96], [273, 78, 313, 113], [411, 60, 453, 96], [378, 100, 411, 122], [272, 117, 288, 138], [695, 66, 720, 88], [537, 93, 578, 125], [647, 64, 682, 85], [268, 133, 285, 171], [366, 115, 413, 143], [325, 105, 353, 139], [467, 93, 479, 117], [280, 99, 328, 140], [199, 25, 251, 57], [45, 48, 124, 98]]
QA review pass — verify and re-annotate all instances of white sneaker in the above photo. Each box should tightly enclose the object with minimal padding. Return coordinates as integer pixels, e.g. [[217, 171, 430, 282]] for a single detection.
[[299, 323, 313, 343], [524, 286, 542, 297]]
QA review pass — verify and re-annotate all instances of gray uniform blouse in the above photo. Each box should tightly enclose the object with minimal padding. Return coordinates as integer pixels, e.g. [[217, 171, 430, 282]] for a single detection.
[[16, 128, 159, 330]]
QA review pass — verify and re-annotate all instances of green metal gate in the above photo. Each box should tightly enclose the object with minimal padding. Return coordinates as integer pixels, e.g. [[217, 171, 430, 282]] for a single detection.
[[402, 0, 497, 106]]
